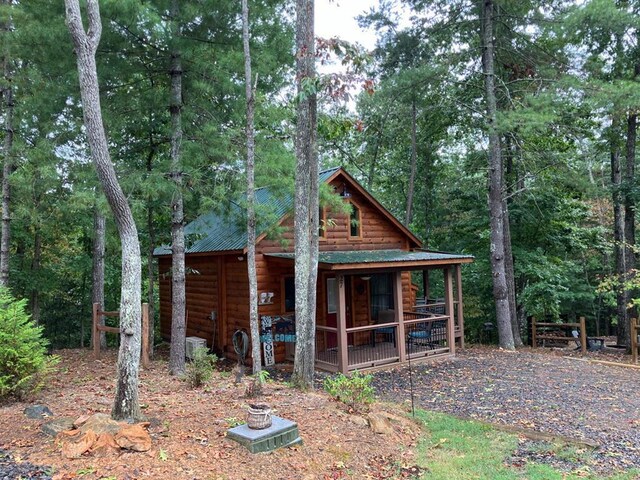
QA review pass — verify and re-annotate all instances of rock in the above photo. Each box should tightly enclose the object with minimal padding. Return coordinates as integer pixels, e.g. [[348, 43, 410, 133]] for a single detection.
[[42, 418, 75, 436], [367, 413, 394, 435], [24, 405, 53, 419], [90, 433, 120, 457], [73, 414, 92, 428], [60, 430, 98, 459], [78, 413, 121, 436], [349, 415, 369, 427], [115, 424, 152, 452], [373, 410, 416, 431]]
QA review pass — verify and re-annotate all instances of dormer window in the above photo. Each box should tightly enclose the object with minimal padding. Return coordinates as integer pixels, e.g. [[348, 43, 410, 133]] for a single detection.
[[349, 202, 361, 238]]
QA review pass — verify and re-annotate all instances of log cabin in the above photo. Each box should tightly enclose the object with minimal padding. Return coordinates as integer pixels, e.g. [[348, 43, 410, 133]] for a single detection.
[[154, 167, 473, 373]]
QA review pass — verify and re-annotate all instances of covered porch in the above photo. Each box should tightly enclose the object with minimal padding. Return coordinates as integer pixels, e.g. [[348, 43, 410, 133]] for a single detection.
[[268, 249, 473, 374]]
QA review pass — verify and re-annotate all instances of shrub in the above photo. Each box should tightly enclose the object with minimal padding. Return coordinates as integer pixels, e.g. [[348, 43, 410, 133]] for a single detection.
[[245, 369, 271, 398], [0, 287, 58, 400], [323, 371, 375, 412], [185, 347, 218, 388]]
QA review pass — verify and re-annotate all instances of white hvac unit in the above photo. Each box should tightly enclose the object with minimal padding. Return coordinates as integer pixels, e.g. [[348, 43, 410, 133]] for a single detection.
[[185, 336, 207, 360]]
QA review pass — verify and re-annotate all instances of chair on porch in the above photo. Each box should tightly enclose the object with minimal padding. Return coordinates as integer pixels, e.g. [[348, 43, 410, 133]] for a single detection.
[[407, 321, 433, 350], [373, 309, 396, 346], [407, 319, 446, 350]]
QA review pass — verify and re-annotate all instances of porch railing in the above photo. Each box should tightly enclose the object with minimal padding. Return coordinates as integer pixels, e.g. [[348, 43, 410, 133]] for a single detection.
[[312, 310, 453, 373], [345, 323, 399, 370], [403, 311, 451, 359], [413, 300, 463, 339], [314, 325, 339, 371]]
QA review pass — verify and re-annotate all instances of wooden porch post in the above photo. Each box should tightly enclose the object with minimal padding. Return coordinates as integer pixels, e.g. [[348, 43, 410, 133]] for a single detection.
[[444, 267, 455, 355], [336, 274, 348, 373], [422, 269, 429, 302], [394, 271, 406, 362], [455, 264, 465, 348], [579, 316, 587, 354]]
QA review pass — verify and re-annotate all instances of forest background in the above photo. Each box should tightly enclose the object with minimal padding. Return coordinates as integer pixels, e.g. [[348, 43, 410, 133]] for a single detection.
[[0, 0, 638, 351]]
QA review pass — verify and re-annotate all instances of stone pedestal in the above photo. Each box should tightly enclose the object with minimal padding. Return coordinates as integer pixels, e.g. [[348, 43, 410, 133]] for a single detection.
[[227, 415, 302, 453]]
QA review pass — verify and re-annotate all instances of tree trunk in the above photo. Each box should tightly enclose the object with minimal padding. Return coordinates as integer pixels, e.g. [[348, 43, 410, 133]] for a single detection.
[[146, 180, 155, 359], [624, 110, 637, 327], [405, 98, 417, 227], [502, 204, 522, 346], [146, 126, 157, 358], [242, 0, 262, 376], [65, 0, 142, 421], [292, 0, 318, 389], [92, 208, 106, 349], [0, 1, 13, 287], [503, 137, 522, 346], [168, 0, 186, 376], [611, 120, 628, 346], [481, 0, 514, 350]]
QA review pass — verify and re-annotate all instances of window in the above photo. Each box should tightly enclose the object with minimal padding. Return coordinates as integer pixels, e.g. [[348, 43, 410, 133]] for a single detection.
[[349, 203, 361, 238], [370, 273, 394, 320], [326, 278, 337, 314], [283, 276, 295, 312]]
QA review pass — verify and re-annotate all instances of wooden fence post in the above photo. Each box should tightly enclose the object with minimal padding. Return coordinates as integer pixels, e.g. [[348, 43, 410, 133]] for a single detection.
[[92, 302, 100, 358], [579, 316, 587, 354], [631, 318, 638, 364], [531, 317, 537, 349], [141, 303, 150, 368]]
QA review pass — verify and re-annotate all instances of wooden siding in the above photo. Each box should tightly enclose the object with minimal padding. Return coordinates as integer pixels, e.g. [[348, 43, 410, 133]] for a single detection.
[[259, 178, 410, 254], [158, 256, 220, 349], [159, 175, 422, 363]]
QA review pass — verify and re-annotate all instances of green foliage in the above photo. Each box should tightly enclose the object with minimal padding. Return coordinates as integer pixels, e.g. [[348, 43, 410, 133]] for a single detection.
[[245, 369, 271, 398], [414, 410, 634, 479], [185, 347, 218, 389], [323, 371, 374, 412], [158, 449, 168, 462], [224, 416, 242, 428], [0, 287, 58, 400], [255, 369, 271, 384]]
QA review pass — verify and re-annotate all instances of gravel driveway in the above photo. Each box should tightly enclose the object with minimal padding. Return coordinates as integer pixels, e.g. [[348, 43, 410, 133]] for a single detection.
[[372, 347, 640, 472]]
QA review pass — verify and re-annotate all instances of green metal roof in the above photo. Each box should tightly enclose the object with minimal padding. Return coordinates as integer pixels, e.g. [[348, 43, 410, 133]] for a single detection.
[[266, 249, 474, 267], [153, 167, 341, 256]]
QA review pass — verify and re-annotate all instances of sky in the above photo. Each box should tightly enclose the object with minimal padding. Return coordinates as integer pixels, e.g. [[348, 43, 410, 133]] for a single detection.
[[315, 0, 380, 51]]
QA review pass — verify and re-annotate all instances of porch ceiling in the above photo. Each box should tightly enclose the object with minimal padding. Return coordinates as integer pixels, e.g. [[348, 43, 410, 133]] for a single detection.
[[266, 249, 474, 271]]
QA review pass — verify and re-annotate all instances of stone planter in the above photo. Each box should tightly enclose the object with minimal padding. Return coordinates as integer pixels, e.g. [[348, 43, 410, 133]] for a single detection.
[[247, 403, 272, 430]]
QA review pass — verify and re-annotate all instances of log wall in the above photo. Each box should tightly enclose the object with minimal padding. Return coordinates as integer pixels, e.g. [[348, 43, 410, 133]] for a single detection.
[[158, 255, 221, 350], [260, 182, 410, 254], [159, 175, 420, 363]]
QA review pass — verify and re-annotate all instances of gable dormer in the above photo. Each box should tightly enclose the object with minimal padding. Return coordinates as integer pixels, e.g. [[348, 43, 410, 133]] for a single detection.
[[317, 168, 422, 252]]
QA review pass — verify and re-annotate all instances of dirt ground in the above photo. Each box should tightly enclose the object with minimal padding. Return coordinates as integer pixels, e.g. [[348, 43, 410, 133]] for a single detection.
[[3, 345, 640, 479], [373, 345, 640, 473], [0, 349, 420, 480]]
